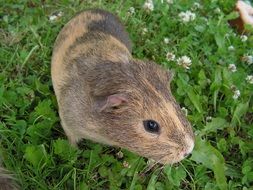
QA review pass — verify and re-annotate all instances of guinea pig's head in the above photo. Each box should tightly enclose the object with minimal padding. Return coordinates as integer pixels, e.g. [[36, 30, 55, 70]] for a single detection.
[[91, 60, 194, 164]]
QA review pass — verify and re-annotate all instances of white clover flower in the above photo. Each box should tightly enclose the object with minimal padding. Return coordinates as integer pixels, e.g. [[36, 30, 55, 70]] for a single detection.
[[178, 12, 189, 23], [49, 15, 57, 21], [189, 11, 196, 20], [228, 45, 235, 51], [240, 35, 248, 42], [166, 51, 175, 61], [228, 64, 237, 72], [214, 7, 221, 14], [231, 85, 240, 100], [194, 2, 200, 8], [233, 90, 240, 100], [49, 11, 63, 22], [116, 151, 124, 159], [177, 56, 192, 69], [181, 107, 188, 116], [123, 161, 131, 168], [128, 7, 135, 15], [164, 37, 170, 44], [178, 11, 196, 23], [242, 55, 253, 65], [142, 27, 148, 35], [206, 116, 212, 122], [167, 0, 173, 4], [246, 75, 253, 84], [143, 0, 154, 11], [230, 85, 236, 91], [192, 2, 201, 10]]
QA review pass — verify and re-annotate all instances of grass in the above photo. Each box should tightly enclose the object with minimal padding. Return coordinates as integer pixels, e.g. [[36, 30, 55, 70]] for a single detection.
[[0, 0, 253, 189]]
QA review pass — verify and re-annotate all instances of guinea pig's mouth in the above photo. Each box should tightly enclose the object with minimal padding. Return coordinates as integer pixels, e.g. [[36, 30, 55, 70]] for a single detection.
[[157, 139, 195, 164]]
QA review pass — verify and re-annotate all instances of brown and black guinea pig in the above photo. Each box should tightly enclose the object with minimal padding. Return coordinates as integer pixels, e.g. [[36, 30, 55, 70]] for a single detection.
[[51, 9, 194, 164]]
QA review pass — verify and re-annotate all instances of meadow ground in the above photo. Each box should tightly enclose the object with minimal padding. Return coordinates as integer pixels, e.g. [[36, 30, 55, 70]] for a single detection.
[[0, 0, 253, 189]]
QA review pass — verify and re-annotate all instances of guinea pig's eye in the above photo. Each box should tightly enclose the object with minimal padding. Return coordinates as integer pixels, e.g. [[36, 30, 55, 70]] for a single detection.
[[143, 120, 160, 134]]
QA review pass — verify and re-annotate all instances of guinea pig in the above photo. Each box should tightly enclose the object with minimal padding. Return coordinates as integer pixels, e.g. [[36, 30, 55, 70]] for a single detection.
[[228, 0, 253, 33], [0, 166, 18, 190], [51, 9, 194, 164]]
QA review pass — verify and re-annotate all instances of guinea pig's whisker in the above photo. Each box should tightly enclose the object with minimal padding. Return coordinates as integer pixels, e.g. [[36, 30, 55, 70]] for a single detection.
[[141, 160, 160, 174], [157, 166, 164, 178], [141, 154, 168, 174]]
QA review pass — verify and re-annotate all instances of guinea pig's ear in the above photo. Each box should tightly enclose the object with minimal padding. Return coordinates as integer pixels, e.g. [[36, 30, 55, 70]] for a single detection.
[[167, 69, 175, 83], [97, 94, 128, 112]]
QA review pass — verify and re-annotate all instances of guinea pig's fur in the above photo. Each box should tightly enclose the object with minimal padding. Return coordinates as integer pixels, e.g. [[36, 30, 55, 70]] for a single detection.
[[51, 9, 194, 164], [0, 166, 18, 190], [228, 0, 253, 33]]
